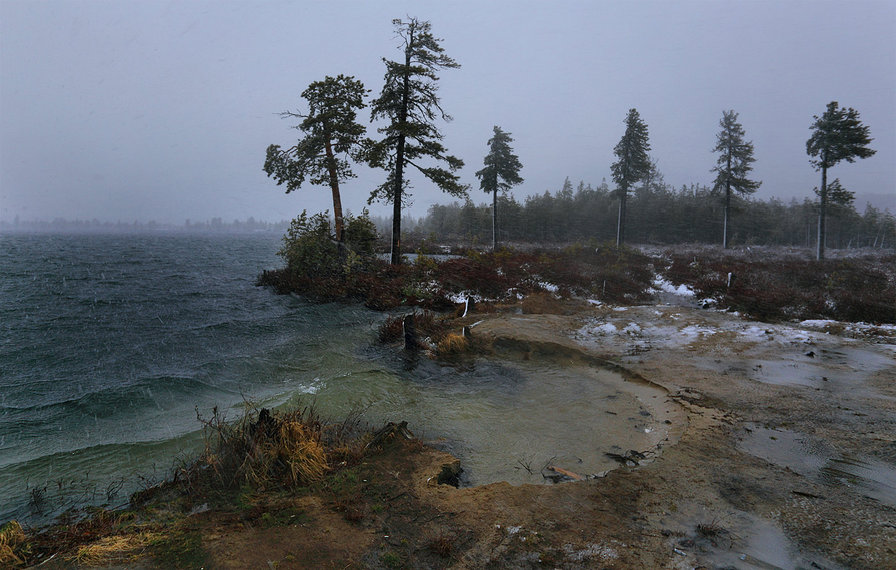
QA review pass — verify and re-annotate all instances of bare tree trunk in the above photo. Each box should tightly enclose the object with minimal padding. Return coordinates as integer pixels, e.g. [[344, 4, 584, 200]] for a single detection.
[[390, 146, 403, 264], [723, 154, 731, 249], [323, 138, 344, 242], [723, 184, 730, 249], [616, 187, 626, 247], [492, 189, 498, 250], [816, 166, 828, 261], [390, 40, 413, 266]]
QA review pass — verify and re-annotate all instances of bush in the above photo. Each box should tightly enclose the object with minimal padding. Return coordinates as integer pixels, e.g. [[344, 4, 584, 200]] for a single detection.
[[278, 211, 338, 277], [278, 210, 379, 278], [177, 405, 371, 495]]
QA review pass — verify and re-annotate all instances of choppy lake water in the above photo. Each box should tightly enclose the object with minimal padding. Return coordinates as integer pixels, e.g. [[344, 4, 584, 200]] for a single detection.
[[0, 232, 672, 525]]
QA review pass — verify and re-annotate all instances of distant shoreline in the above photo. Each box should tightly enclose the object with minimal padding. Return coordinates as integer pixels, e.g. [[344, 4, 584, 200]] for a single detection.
[[0, 219, 291, 235]]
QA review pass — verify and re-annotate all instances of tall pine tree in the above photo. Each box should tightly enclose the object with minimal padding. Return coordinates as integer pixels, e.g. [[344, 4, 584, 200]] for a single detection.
[[475, 126, 524, 250], [806, 101, 875, 260], [369, 18, 466, 264], [711, 110, 761, 248], [611, 108, 651, 246], [263, 75, 370, 241]]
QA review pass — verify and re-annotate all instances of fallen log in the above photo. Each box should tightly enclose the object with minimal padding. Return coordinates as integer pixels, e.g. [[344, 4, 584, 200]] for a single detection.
[[545, 465, 584, 481]]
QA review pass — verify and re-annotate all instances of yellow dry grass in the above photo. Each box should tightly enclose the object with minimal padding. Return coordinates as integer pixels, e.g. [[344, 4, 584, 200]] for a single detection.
[[74, 532, 160, 567], [277, 420, 328, 485], [435, 333, 468, 356], [0, 521, 28, 567], [229, 412, 330, 489]]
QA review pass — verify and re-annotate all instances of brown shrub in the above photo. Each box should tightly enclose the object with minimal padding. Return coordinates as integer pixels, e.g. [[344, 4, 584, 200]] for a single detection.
[[261, 245, 659, 311], [663, 249, 896, 323], [179, 405, 367, 495], [435, 333, 468, 356], [378, 315, 405, 343]]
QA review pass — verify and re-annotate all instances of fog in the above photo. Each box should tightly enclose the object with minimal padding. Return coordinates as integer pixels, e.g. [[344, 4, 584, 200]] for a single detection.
[[1, 0, 893, 225]]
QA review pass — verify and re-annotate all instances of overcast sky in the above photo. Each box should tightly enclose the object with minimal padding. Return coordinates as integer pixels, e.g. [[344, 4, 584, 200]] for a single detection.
[[1, 0, 894, 224]]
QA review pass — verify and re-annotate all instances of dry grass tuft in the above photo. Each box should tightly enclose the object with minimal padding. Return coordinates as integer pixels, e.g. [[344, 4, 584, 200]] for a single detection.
[[179, 406, 328, 494], [274, 419, 328, 486], [435, 333, 468, 356], [179, 404, 373, 498], [74, 532, 159, 566], [0, 521, 28, 567]]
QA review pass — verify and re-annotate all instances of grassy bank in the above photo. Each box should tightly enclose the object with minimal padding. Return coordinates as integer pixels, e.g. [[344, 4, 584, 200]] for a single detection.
[[258, 244, 657, 310], [2, 405, 416, 568], [260, 244, 896, 325]]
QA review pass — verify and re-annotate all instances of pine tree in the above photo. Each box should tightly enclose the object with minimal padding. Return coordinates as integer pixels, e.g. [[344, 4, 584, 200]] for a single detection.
[[611, 108, 651, 246], [806, 101, 875, 260], [711, 110, 761, 248], [475, 126, 524, 250], [263, 75, 370, 241], [369, 18, 466, 264]]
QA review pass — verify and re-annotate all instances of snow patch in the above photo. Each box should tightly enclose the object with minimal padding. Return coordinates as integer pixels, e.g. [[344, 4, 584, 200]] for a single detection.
[[800, 319, 839, 328], [741, 325, 770, 341], [594, 323, 619, 335], [653, 276, 696, 297], [679, 325, 717, 337], [623, 322, 642, 335], [448, 291, 472, 304]]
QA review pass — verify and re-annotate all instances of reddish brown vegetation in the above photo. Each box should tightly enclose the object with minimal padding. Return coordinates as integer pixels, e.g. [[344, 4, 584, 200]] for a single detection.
[[260, 244, 895, 324], [663, 248, 896, 323], [259, 245, 657, 310]]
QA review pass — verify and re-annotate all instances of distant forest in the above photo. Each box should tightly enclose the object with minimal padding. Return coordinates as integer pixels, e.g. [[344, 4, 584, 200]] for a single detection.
[[374, 178, 895, 251]]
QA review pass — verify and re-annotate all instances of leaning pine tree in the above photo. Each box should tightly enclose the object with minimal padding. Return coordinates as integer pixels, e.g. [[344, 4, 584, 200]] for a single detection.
[[475, 126, 524, 250], [711, 110, 761, 249], [369, 18, 467, 265], [263, 75, 371, 242], [611, 108, 651, 247], [806, 101, 875, 260]]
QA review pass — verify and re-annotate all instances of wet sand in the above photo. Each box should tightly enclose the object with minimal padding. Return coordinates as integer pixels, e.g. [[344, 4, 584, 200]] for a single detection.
[[442, 302, 896, 568]]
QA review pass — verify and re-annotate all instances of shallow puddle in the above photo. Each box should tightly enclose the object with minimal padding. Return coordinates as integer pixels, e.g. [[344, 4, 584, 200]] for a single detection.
[[429, 361, 681, 486], [738, 424, 896, 507], [679, 509, 846, 570], [693, 344, 894, 395], [305, 354, 683, 486]]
